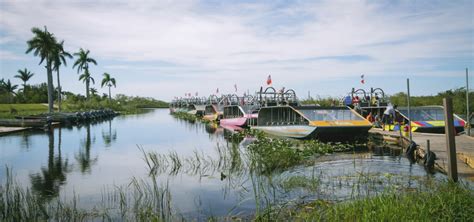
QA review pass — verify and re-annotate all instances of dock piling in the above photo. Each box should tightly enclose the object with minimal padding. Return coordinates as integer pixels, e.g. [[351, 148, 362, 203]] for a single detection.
[[406, 78, 413, 142], [466, 68, 470, 136], [443, 98, 458, 182]]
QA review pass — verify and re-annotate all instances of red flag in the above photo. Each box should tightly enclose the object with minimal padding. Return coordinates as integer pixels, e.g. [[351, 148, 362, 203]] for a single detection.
[[360, 74, 365, 84], [267, 75, 272, 85], [234, 84, 237, 92]]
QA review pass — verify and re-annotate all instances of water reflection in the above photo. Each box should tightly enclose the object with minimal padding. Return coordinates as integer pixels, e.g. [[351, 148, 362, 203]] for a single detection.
[[0, 109, 451, 219], [30, 128, 71, 199], [102, 120, 117, 147], [75, 125, 98, 173]]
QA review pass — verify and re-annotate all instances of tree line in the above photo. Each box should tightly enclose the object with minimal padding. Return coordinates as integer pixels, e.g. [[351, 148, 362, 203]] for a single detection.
[[0, 26, 117, 112]]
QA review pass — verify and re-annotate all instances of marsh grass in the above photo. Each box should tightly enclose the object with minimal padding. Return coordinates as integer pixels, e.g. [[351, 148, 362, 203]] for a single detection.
[[3, 138, 472, 221], [0, 166, 174, 221], [171, 111, 197, 122], [246, 133, 358, 174], [290, 180, 474, 221]]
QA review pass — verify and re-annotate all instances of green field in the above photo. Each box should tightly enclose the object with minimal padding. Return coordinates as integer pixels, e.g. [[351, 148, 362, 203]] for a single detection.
[[0, 104, 49, 119]]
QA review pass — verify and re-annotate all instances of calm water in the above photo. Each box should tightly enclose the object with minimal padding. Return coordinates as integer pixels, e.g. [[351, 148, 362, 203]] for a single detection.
[[0, 109, 444, 219]]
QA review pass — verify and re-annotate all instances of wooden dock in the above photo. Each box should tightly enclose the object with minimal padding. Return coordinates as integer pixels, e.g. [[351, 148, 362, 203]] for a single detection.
[[370, 128, 474, 181], [0, 126, 31, 136]]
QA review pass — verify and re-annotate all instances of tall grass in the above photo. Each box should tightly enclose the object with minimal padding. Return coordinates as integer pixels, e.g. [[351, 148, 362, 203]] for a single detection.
[[291, 180, 474, 221], [0, 166, 173, 221]]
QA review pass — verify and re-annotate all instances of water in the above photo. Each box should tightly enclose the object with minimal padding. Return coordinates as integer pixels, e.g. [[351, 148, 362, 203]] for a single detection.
[[0, 108, 444, 219]]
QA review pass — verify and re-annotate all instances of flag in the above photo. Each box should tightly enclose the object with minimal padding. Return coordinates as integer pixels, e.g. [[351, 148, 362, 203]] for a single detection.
[[234, 84, 237, 92], [360, 74, 365, 84], [216, 88, 219, 94], [266, 75, 272, 85]]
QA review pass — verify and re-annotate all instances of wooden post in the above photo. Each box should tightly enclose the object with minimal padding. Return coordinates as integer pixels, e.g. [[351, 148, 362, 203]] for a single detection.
[[407, 78, 413, 141], [443, 98, 458, 182], [467, 68, 470, 136], [427, 139, 430, 154]]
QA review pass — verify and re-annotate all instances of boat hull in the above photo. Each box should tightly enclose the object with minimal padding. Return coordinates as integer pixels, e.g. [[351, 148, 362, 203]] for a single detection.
[[251, 125, 316, 139], [203, 114, 219, 122], [220, 114, 258, 127], [312, 126, 372, 142]]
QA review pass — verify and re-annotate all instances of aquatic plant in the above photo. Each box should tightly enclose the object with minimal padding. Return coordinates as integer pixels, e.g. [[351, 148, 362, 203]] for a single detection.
[[171, 112, 197, 122], [246, 134, 355, 174]]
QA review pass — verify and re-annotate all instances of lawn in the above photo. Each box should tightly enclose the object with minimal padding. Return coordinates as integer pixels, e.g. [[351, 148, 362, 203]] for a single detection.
[[0, 104, 49, 119]]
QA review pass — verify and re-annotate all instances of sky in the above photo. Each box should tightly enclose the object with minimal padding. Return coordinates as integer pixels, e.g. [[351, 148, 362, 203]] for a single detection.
[[0, 0, 473, 101]]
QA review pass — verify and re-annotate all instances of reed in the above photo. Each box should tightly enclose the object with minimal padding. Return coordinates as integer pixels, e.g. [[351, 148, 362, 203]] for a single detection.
[[0, 166, 173, 221]]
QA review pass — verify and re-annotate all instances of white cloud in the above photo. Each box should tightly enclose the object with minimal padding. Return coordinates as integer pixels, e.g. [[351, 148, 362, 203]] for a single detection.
[[0, 0, 472, 100], [0, 50, 23, 60]]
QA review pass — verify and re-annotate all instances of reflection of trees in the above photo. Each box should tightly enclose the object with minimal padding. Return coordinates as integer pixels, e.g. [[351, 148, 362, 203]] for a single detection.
[[20, 132, 31, 150], [76, 124, 98, 173], [30, 128, 70, 200], [102, 120, 117, 147]]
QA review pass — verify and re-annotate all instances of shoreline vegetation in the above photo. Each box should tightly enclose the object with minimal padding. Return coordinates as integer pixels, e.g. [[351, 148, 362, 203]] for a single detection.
[[0, 95, 168, 119], [2, 143, 473, 221]]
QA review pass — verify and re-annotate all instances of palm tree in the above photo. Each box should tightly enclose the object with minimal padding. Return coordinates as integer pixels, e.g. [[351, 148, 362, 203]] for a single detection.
[[0, 78, 5, 94], [14, 68, 34, 93], [90, 87, 98, 96], [2, 79, 18, 103], [73, 48, 97, 100], [79, 70, 95, 96], [26, 26, 58, 113], [101, 72, 116, 101], [52, 40, 72, 112]]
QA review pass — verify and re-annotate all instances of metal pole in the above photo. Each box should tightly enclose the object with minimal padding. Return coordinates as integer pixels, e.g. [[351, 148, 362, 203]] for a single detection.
[[467, 68, 470, 136], [443, 98, 458, 182], [407, 78, 412, 141]]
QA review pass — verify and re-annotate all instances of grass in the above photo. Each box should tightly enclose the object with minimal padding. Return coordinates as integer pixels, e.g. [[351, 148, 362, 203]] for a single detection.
[[0, 101, 159, 119], [0, 104, 48, 119], [2, 144, 474, 221], [289, 181, 474, 221], [171, 111, 197, 122]]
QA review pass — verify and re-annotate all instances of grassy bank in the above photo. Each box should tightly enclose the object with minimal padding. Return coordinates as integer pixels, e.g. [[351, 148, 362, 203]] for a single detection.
[[288, 181, 474, 221], [0, 104, 48, 119], [0, 100, 168, 119]]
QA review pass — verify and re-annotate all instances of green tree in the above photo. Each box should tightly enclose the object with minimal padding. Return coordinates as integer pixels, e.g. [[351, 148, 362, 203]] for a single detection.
[[26, 26, 58, 113], [101, 72, 116, 101], [14, 68, 34, 93], [78, 70, 95, 98], [73, 48, 97, 100], [1, 79, 18, 103], [90, 87, 98, 96], [52, 40, 72, 112], [0, 78, 5, 94]]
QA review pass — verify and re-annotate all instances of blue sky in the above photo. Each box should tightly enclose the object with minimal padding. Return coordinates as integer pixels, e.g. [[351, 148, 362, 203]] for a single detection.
[[0, 0, 472, 101]]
